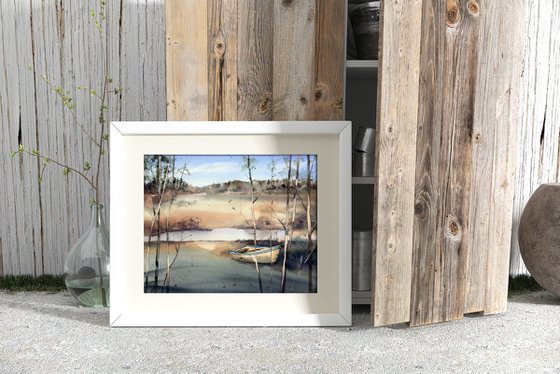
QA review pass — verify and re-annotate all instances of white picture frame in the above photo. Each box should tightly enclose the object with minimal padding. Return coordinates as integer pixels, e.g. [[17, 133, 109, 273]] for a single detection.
[[110, 121, 352, 327]]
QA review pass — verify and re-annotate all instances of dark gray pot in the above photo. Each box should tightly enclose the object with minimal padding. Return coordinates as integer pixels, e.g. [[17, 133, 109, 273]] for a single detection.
[[518, 184, 560, 297]]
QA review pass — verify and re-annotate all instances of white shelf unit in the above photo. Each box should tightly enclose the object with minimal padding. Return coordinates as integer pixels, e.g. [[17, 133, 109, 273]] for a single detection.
[[347, 58, 378, 305], [346, 60, 379, 80], [352, 177, 375, 185]]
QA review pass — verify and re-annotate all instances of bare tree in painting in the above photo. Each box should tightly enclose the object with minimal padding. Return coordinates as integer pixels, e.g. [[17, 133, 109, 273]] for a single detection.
[[145, 156, 191, 292], [305, 155, 316, 291], [280, 156, 293, 293], [244, 156, 264, 293], [162, 157, 188, 292], [145, 156, 171, 290]]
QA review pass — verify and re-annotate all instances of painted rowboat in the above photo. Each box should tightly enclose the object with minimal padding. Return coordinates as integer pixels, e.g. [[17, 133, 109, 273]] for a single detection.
[[228, 245, 281, 264]]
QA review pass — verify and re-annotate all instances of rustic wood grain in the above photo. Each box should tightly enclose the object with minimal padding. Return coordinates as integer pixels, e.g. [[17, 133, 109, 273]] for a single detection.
[[237, 0, 274, 120], [410, 0, 479, 326], [0, 0, 165, 275], [313, 0, 346, 120], [208, 0, 238, 121], [166, 0, 208, 120], [372, 0, 424, 327], [476, 0, 524, 315], [272, 0, 316, 120], [0, 0, 43, 275], [510, 0, 560, 276]]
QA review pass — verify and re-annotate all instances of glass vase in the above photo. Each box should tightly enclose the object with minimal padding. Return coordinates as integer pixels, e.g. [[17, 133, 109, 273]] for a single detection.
[[64, 204, 110, 307]]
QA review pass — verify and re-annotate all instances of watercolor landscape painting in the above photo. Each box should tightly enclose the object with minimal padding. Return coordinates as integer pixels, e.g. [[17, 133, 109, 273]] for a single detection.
[[144, 155, 318, 293]]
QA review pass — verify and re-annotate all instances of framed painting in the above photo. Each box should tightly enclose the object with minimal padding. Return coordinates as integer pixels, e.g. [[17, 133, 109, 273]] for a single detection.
[[110, 121, 351, 326]]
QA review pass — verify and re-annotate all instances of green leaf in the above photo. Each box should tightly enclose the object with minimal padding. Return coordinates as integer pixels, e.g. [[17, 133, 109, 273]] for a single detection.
[[63, 167, 71, 176], [10, 151, 18, 157], [83, 162, 91, 171], [102, 134, 109, 141], [31, 149, 39, 156]]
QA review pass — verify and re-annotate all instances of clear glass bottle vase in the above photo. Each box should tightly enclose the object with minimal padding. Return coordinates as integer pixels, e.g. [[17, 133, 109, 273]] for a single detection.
[[64, 204, 110, 307]]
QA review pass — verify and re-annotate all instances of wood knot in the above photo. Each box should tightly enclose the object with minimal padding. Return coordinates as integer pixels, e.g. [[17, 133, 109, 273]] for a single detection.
[[282, 0, 293, 7], [414, 202, 424, 216], [474, 133, 482, 143], [314, 89, 323, 101], [213, 35, 225, 57], [446, 0, 461, 27], [300, 96, 307, 105], [447, 220, 459, 236], [467, 0, 480, 16], [258, 95, 272, 114], [332, 97, 343, 110]]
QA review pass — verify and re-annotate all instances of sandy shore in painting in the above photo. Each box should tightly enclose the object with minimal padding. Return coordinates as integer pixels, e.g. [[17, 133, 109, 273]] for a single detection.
[[144, 192, 315, 234], [144, 239, 317, 294]]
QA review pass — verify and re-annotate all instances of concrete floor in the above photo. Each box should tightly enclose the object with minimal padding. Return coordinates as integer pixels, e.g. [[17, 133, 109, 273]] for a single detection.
[[0, 290, 559, 373]]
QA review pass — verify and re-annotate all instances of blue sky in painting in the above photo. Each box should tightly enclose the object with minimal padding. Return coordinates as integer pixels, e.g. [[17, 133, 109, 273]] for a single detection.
[[170, 155, 316, 187]]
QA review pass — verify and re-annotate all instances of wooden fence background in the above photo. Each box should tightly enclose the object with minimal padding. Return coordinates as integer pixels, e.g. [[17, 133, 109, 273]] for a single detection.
[[510, 0, 560, 275], [0, 0, 165, 275], [0, 0, 558, 279]]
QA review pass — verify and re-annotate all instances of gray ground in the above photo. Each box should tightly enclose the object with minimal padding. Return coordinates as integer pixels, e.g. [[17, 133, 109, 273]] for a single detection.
[[0, 291, 559, 374]]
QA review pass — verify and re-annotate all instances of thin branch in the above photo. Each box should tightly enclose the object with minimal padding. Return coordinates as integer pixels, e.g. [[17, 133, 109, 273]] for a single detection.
[[17, 148, 96, 191]]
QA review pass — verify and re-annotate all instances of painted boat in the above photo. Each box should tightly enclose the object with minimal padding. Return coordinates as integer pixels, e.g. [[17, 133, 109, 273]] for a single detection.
[[228, 245, 281, 264]]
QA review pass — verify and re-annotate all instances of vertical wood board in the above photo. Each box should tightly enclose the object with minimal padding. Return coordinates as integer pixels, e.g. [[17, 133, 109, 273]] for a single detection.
[[166, 0, 208, 121], [372, 0, 423, 327], [411, 0, 479, 326], [272, 0, 316, 120], [313, 0, 346, 120], [236, 0, 274, 121], [477, 0, 524, 315], [208, 0, 238, 121]]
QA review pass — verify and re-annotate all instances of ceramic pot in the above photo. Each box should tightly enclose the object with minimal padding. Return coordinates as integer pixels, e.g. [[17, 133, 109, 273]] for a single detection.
[[518, 184, 560, 297]]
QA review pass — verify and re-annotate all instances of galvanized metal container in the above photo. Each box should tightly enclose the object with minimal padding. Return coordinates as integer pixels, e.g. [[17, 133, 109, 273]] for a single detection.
[[353, 151, 375, 177], [349, 1, 380, 60], [353, 126, 376, 153], [352, 230, 373, 291]]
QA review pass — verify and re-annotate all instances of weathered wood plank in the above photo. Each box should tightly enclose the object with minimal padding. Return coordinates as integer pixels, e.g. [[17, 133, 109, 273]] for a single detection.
[[510, 0, 560, 276], [272, 0, 315, 120], [411, 0, 479, 326], [313, 0, 346, 120], [31, 0, 71, 275], [0, 0, 43, 275], [477, 0, 524, 315], [0, 0, 166, 275], [166, 0, 208, 120], [237, 0, 274, 120], [208, 0, 238, 121], [372, 0, 423, 327]]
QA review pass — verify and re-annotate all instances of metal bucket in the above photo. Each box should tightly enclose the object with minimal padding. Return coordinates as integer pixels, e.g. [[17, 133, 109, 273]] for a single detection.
[[353, 151, 375, 177], [352, 230, 372, 291], [349, 2, 380, 60], [353, 126, 375, 153]]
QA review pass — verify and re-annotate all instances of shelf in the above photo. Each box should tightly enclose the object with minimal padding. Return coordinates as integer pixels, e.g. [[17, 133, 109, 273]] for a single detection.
[[346, 60, 378, 68], [352, 177, 375, 184], [352, 290, 371, 305], [346, 60, 379, 80]]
